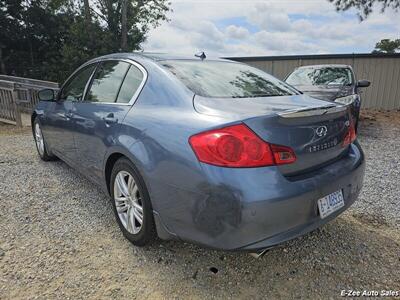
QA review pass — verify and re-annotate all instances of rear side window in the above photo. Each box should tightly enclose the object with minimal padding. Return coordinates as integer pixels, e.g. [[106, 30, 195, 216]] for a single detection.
[[86, 61, 130, 103], [116, 65, 144, 103], [161, 60, 297, 98]]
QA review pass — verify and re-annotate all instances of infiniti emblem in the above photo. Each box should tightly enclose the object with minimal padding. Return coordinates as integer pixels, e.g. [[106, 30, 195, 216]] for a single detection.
[[315, 126, 328, 137]]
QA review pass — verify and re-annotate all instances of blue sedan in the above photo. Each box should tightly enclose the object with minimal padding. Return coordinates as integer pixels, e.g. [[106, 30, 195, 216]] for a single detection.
[[32, 53, 365, 251]]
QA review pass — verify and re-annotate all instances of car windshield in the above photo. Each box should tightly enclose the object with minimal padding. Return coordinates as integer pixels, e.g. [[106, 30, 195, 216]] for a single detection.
[[286, 67, 353, 86], [161, 60, 297, 98]]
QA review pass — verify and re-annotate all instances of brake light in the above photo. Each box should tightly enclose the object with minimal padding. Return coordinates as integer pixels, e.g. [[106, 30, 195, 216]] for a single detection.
[[189, 124, 296, 167], [342, 119, 356, 147]]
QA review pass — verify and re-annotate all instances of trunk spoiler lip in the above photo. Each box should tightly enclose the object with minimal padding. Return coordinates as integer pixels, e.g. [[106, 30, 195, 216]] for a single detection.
[[277, 104, 347, 118]]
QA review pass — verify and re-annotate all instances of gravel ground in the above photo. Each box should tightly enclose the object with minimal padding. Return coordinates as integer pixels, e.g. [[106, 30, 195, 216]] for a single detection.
[[353, 111, 400, 230], [0, 111, 399, 299]]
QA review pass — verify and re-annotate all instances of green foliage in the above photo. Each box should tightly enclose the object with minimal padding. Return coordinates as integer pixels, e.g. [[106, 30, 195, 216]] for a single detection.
[[329, 0, 400, 20], [372, 38, 400, 53], [0, 0, 171, 82]]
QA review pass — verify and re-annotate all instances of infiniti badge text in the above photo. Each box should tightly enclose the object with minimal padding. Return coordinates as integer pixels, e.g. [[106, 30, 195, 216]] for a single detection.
[[309, 138, 338, 153]]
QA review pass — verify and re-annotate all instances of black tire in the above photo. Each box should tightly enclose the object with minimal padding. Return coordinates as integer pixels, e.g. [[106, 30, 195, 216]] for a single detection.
[[33, 118, 57, 161], [110, 157, 157, 246]]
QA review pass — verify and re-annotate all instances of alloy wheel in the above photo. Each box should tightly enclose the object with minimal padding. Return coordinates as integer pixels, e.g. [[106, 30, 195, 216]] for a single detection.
[[35, 123, 45, 156], [113, 171, 144, 234]]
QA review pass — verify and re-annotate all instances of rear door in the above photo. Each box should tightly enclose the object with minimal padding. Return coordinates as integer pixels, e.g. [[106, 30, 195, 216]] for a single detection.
[[72, 59, 146, 182]]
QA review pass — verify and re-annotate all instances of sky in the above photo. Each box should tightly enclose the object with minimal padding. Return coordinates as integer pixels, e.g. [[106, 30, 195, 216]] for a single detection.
[[142, 0, 400, 57]]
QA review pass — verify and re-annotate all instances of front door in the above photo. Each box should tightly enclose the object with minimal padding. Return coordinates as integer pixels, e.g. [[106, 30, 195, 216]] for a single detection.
[[44, 64, 97, 161]]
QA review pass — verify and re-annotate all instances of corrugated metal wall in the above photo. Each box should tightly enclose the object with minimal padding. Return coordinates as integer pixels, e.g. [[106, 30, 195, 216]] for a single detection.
[[229, 54, 400, 110]]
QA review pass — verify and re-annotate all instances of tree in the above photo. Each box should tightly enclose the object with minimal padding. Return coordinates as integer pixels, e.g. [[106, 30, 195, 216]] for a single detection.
[[329, 0, 400, 20], [0, 0, 75, 80], [372, 38, 400, 53], [121, 0, 128, 50], [83, 0, 91, 24], [0, 0, 171, 82], [93, 0, 171, 51]]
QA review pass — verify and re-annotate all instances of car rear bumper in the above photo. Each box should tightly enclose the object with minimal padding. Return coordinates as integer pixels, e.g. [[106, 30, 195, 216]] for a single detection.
[[239, 191, 358, 250], [237, 144, 365, 251], [154, 142, 365, 251]]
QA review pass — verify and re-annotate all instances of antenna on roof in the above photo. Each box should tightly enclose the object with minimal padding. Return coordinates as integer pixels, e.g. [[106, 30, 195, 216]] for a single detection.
[[195, 51, 206, 60]]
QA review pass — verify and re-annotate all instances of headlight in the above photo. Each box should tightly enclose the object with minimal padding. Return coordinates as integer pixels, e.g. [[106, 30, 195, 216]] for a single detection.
[[334, 94, 359, 105]]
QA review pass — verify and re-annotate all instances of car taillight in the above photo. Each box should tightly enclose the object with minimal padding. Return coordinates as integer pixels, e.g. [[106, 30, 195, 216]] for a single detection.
[[189, 124, 296, 167], [342, 119, 357, 147]]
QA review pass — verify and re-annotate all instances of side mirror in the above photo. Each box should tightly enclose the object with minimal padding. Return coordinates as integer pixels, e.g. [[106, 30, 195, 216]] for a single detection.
[[357, 80, 370, 88], [38, 89, 55, 101]]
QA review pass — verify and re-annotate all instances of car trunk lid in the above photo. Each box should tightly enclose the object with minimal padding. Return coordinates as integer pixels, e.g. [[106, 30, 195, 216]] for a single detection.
[[194, 94, 351, 174]]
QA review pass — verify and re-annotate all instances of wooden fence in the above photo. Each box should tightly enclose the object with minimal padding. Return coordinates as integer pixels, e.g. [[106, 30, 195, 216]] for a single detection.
[[0, 75, 59, 126]]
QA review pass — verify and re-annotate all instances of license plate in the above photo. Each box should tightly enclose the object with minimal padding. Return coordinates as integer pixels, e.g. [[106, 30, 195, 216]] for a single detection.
[[317, 190, 344, 219]]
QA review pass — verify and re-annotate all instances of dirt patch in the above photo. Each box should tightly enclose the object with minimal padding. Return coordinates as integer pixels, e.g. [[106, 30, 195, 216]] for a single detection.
[[0, 122, 31, 136], [352, 212, 391, 229], [360, 109, 400, 124]]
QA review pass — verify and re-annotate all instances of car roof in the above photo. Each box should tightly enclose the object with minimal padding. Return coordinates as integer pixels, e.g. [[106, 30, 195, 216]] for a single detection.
[[88, 52, 229, 64], [296, 64, 353, 69]]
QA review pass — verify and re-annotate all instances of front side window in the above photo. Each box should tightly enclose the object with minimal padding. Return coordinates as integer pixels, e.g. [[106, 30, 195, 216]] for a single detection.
[[286, 67, 353, 86], [86, 61, 130, 103], [161, 60, 297, 98], [60, 65, 96, 102]]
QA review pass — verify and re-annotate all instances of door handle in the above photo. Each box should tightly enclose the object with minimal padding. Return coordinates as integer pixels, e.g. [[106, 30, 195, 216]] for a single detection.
[[102, 113, 118, 126], [64, 111, 74, 120]]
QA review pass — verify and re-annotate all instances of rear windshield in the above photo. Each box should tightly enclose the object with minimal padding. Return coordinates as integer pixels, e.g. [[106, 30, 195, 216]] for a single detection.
[[161, 60, 297, 98], [286, 67, 353, 86]]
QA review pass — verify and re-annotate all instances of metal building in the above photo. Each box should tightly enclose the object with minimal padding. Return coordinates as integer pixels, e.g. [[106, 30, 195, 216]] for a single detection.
[[229, 53, 400, 110]]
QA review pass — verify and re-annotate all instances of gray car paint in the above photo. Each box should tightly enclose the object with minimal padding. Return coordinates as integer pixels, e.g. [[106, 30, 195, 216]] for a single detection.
[[33, 53, 365, 250]]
